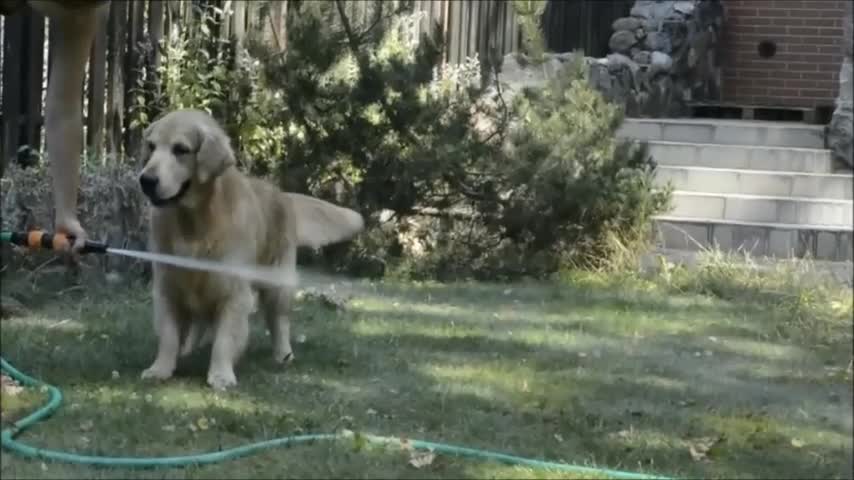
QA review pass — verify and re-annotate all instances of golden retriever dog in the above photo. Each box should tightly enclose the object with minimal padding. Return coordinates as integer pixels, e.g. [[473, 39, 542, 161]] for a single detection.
[[137, 109, 364, 390]]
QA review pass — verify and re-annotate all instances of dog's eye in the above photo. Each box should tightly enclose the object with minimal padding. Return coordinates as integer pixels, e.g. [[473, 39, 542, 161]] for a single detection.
[[146, 141, 155, 152], [172, 144, 191, 155]]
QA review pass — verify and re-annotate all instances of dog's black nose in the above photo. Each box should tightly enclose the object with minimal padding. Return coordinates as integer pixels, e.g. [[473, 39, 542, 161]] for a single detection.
[[139, 173, 159, 196]]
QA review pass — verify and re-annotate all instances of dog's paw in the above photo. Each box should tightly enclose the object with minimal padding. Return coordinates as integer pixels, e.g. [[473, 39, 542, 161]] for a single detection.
[[207, 369, 238, 390], [274, 350, 295, 365], [141, 365, 174, 381]]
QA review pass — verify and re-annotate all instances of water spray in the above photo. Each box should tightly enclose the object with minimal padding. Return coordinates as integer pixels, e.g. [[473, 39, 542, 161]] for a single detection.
[[0, 230, 297, 288]]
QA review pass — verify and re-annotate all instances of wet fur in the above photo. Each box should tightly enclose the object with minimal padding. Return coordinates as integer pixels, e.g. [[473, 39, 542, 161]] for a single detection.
[[138, 109, 364, 390]]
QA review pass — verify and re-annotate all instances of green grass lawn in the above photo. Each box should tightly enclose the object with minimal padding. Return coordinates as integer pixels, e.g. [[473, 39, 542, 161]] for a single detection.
[[1, 264, 852, 479]]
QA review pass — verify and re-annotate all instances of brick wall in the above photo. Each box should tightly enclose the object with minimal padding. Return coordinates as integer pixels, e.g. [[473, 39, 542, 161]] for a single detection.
[[720, 0, 847, 109]]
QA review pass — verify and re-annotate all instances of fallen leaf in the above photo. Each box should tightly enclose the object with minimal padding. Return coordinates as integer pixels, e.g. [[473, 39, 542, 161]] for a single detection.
[[111, 370, 120, 380], [688, 436, 723, 462], [0, 374, 22, 396], [79, 420, 94, 432], [408, 450, 436, 469], [553, 433, 564, 443], [161, 424, 176, 432], [197, 417, 210, 430], [366, 408, 377, 416], [791, 438, 805, 448]]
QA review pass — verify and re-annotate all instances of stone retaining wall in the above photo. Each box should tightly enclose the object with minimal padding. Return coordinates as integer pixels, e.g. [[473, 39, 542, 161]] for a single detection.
[[827, 0, 853, 168], [497, 0, 725, 118]]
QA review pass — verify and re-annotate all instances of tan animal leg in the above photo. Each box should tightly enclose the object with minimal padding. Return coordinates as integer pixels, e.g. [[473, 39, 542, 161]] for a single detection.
[[206, 284, 254, 390], [141, 290, 182, 381], [260, 286, 295, 365]]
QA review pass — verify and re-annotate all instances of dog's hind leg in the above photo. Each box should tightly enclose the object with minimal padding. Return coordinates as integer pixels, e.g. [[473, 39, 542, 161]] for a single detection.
[[259, 248, 297, 365], [260, 285, 295, 365]]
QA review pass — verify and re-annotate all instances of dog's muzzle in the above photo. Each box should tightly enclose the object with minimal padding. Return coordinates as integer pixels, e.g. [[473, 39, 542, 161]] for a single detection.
[[139, 174, 191, 207]]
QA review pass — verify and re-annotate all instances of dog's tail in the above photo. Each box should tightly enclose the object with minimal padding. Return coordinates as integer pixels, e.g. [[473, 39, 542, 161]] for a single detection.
[[285, 193, 365, 249]]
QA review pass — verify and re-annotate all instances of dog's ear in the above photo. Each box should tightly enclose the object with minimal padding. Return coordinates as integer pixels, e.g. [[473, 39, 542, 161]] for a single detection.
[[196, 126, 236, 183]]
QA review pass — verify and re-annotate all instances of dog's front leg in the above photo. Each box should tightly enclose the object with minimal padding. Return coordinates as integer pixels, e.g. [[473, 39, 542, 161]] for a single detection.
[[206, 283, 254, 390], [141, 289, 182, 381]]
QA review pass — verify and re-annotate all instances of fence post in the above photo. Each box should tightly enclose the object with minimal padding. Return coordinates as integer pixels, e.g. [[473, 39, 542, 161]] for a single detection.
[[123, 0, 145, 157], [1, 13, 24, 176], [87, 4, 109, 163], [144, 0, 165, 125], [20, 8, 45, 166], [105, 0, 127, 160]]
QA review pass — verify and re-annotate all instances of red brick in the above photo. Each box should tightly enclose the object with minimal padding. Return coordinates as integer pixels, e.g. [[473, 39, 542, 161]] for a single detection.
[[788, 26, 820, 35], [802, 17, 837, 27], [719, 1, 842, 107], [800, 88, 834, 97], [787, 8, 832, 17], [818, 45, 843, 54], [727, 7, 759, 16], [820, 27, 844, 36], [800, 71, 834, 80], [784, 79, 837, 90], [785, 44, 820, 53], [787, 61, 822, 71], [802, 35, 843, 44], [773, 16, 802, 25]]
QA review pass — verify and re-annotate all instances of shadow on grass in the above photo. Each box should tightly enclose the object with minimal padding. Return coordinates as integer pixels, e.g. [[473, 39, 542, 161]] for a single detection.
[[1, 278, 852, 479]]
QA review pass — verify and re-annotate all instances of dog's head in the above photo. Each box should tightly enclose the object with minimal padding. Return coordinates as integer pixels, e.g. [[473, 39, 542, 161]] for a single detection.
[[137, 109, 235, 208]]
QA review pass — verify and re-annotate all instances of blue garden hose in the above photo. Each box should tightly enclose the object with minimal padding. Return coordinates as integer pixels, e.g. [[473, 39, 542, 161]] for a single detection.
[[0, 356, 673, 479]]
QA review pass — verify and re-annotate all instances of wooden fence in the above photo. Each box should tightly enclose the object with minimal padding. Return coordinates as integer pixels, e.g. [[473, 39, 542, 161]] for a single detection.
[[0, 0, 628, 172]]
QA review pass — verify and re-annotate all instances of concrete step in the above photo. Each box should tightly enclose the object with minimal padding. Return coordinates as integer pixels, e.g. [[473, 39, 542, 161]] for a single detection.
[[645, 140, 834, 173], [618, 118, 826, 149], [656, 166, 853, 200], [653, 217, 853, 262], [668, 191, 853, 227]]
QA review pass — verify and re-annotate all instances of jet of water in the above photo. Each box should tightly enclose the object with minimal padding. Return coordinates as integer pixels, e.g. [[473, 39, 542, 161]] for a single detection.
[[105, 247, 298, 288]]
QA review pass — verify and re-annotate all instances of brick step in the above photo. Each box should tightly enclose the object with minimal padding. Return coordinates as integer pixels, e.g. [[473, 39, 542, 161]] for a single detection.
[[668, 191, 852, 227], [653, 217, 853, 262], [618, 118, 826, 149], [645, 140, 833, 173], [656, 166, 853, 200]]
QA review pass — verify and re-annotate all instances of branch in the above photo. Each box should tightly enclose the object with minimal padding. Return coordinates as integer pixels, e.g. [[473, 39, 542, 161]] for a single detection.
[[355, 2, 385, 43], [334, 0, 366, 68]]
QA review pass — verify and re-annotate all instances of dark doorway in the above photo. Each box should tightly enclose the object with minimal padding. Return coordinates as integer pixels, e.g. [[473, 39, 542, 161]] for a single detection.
[[541, 0, 634, 58]]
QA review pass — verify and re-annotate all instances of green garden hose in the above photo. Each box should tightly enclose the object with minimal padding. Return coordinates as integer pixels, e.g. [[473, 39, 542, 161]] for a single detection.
[[0, 357, 673, 479]]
